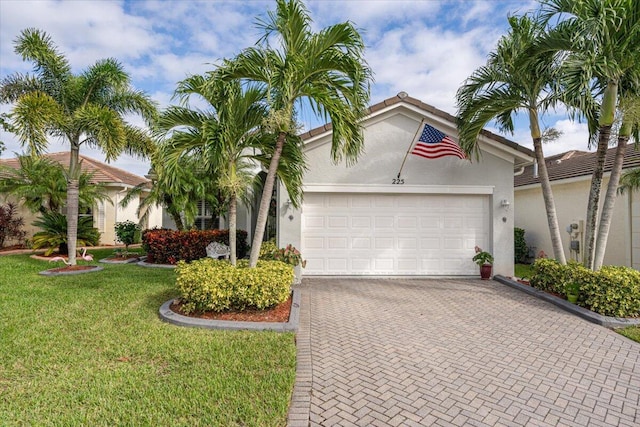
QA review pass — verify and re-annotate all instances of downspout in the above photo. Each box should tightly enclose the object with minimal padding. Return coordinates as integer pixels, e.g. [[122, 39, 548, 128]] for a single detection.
[[533, 160, 539, 179], [514, 166, 526, 176]]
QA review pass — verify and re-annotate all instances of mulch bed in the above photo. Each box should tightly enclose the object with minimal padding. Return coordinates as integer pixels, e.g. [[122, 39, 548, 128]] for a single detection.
[[170, 294, 292, 323], [47, 265, 100, 273]]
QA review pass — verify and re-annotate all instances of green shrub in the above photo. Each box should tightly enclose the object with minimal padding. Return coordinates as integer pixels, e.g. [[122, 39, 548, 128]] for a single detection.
[[259, 239, 307, 267], [581, 266, 640, 318], [530, 259, 640, 317], [32, 211, 100, 255], [514, 227, 528, 263], [114, 220, 141, 252], [175, 258, 293, 313]]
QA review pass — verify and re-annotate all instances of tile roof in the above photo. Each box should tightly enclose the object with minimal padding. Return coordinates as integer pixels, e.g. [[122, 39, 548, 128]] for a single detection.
[[298, 92, 535, 158], [515, 145, 640, 187], [0, 152, 149, 187]]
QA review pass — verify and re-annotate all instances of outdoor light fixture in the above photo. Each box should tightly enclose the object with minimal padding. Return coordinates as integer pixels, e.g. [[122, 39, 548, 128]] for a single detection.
[[501, 199, 510, 209]]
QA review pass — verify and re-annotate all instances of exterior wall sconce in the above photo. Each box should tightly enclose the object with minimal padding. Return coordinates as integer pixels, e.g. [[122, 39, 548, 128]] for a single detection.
[[500, 199, 510, 209]]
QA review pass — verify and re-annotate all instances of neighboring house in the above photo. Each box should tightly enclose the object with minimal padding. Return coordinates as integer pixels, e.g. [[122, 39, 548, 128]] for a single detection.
[[0, 152, 163, 245], [260, 93, 534, 278], [514, 147, 640, 269]]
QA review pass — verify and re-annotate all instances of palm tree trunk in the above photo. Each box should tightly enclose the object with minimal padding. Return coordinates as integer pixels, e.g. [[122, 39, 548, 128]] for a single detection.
[[583, 125, 612, 269], [66, 144, 81, 266], [593, 131, 629, 270], [533, 137, 566, 264], [229, 194, 237, 266], [248, 132, 286, 267]]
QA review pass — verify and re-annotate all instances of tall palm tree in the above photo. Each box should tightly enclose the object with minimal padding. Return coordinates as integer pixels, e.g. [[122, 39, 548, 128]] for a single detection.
[[0, 155, 110, 214], [456, 15, 567, 264], [539, 0, 640, 269], [219, 0, 372, 267], [594, 88, 640, 268], [155, 75, 277, 264], [0, 28, 156, 265]]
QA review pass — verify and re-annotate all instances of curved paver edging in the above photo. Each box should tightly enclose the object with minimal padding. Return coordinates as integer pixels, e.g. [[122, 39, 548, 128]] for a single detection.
[[39, 265, 104, 276], [100, 256, 146, 264], [159, 288, 300, 332], [494, 275, 640, 328], [137, 260, 175, 269]]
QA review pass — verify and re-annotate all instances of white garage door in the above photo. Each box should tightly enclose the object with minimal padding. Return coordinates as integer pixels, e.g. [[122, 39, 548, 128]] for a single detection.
[[301, 193, 490, 275]]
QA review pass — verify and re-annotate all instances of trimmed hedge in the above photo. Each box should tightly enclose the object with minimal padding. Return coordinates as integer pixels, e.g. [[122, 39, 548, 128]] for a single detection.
[[141, 229, 248, 264], [175, 259, 293, 313], [530, 258, 640, 317]]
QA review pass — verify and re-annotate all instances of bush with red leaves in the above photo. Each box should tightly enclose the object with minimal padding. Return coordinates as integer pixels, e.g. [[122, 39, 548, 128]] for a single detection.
[[141, 228, 249, 264]]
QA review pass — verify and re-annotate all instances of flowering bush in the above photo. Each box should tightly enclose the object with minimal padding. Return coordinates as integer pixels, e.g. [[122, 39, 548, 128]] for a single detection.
[[141, 228, 248, 264], [259, 239, 306, 268]]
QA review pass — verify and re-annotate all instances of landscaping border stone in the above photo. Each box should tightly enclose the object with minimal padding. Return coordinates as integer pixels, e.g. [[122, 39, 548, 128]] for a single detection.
[[494, 275, 640, 329], [39, 266, 104, 276], [100, 256, 146, 264], [159, 288, 300, 332], [137, 260, 175, 269]]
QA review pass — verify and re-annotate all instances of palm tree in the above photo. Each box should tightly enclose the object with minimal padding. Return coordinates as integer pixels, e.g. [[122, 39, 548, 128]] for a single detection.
[[0, 28, 156, 265], [618, 167, 640, 195], [539, 0, 640, 269], [0, 154, 110, 214], [156, 74, 305, 265], [219, 0, 372, 267], [456, 15, 567, 264], [120, 155, 209, 232]]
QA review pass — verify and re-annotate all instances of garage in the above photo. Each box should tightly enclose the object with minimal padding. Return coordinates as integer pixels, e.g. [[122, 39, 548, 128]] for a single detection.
[[301, 192, 490, 275]]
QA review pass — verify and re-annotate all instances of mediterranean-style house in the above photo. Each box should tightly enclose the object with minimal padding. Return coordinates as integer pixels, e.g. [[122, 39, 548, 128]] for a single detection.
[[235, 93, 534, 278], [0, 152, 163, 245], [515, 147, 640, 270]]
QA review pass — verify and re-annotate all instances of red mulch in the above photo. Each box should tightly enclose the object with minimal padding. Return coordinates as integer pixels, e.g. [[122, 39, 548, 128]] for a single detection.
[[48, 265, 99, 273], [171, 294, 292, 323]]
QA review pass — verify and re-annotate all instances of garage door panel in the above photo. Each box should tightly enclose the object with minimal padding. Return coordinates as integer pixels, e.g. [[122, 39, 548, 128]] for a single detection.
[[302, 193, 490, 275], [352, 237, 371, 249], [375, 216, 394, 228], [351, 217, 371, 228]]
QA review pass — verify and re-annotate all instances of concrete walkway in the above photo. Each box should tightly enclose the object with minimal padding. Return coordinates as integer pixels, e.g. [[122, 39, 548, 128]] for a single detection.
[[288, 278, 640, 426]]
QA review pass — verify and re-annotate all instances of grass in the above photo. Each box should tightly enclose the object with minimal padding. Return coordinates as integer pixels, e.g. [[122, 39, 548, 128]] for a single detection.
[[0, 249, 296, 426], [617, 326, 640, 343], [515, 263, 534, 279]]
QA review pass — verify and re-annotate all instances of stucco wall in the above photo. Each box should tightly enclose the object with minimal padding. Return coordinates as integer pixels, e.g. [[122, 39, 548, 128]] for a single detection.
[[633, 191, 640, 270], [278, 109, 520, 277], [1, 187, 150, 248], [514, 176, 632, 268]]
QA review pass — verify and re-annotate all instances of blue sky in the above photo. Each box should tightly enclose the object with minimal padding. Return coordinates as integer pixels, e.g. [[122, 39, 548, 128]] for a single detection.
[[0, 0, 590, 177]]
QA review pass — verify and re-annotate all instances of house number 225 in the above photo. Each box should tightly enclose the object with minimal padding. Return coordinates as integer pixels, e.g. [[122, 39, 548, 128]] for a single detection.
[[392, 178, 405, 185]]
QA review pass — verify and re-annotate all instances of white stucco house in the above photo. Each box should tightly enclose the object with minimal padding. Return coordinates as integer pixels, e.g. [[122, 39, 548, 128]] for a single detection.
[[254, 93, 534, 278], [515, 147, 640, 269], [0, 152, 163, 245]]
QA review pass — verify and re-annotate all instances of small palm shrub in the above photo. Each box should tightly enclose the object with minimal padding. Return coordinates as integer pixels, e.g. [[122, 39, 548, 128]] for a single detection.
[[0, 203, 26, 248], [175, 258, 293, 314], [32, 211, 100, 255]]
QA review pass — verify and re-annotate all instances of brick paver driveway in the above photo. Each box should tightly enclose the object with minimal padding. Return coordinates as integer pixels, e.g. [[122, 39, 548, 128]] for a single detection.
[[288, 278, 640, 426]]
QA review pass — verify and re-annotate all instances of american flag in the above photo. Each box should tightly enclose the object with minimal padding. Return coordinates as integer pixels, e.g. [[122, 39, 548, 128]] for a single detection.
[[411, 123, 466, 159]]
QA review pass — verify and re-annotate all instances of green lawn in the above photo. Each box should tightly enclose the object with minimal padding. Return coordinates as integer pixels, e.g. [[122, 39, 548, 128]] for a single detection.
[[515, 263, 534, 279], [0, 249, 296, 427]]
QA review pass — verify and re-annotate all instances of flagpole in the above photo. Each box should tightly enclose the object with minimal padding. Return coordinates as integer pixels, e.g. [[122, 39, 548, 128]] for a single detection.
[[397, 118, 425, 179]]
